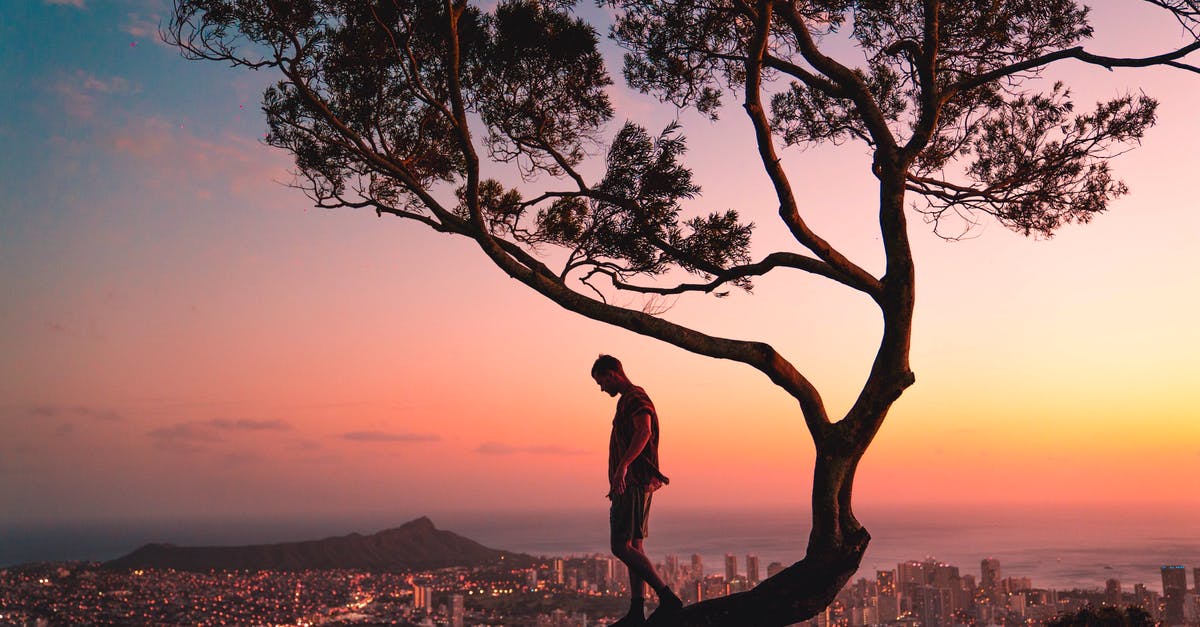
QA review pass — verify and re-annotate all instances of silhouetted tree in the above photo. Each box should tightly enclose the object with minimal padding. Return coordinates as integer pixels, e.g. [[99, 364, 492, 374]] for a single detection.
[[165, 1, 1199, 624], [1048, 605, 1156, 627]]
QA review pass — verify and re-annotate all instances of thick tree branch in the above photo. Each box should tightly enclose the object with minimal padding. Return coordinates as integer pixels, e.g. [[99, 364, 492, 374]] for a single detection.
[[742, 0, 885, 303], [902, 0, 942, 159], [601, 251, 880, 298], [950, 41, 1200, 94], [774, 0, 899, 152]]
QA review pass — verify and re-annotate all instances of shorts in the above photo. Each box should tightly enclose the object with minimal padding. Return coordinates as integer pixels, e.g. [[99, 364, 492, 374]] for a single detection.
[[609, 486, 653, 540]]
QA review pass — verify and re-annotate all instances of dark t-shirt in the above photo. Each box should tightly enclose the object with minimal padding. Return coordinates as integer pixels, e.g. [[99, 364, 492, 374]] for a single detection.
[[608, 385, 669, 492]]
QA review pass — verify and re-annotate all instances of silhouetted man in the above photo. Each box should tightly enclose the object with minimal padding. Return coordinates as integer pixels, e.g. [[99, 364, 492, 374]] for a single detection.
[[592, 354, 683, 625]]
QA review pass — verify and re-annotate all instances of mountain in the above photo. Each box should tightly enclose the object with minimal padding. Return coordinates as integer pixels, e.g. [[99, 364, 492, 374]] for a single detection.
[[103, 517, 533, 572]]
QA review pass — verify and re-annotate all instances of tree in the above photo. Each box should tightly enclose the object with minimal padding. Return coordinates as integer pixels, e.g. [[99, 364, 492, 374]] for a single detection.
[[165, 1, 1199, 624], [1047, 605, 1156, 627]]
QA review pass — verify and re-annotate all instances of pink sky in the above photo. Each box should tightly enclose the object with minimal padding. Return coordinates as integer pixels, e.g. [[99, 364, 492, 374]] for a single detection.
[[0, 2, 1196, 525]]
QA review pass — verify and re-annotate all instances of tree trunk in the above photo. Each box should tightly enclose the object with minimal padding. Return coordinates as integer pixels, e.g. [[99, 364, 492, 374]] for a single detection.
[[657, 453, 871, 627]]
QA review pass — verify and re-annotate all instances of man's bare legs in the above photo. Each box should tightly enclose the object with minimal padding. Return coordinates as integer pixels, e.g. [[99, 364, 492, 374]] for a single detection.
[[611, 535, 682, 624]]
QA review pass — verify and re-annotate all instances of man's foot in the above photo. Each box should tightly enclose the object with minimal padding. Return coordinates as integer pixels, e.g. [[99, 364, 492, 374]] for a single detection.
[[646, 592, 683, 624]]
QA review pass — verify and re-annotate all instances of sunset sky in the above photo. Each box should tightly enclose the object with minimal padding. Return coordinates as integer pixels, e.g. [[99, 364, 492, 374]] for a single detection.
[[1, 1, 1197, 528]]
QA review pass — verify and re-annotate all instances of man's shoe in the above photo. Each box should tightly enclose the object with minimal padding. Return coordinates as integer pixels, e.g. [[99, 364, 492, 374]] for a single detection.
[[646, 595, 683, 624]]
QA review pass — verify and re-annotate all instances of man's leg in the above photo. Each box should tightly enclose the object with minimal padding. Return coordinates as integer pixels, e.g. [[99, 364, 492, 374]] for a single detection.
[[611, 490, 647, 626], [611, 534, 646, 625], [614, 533, 681, 614]]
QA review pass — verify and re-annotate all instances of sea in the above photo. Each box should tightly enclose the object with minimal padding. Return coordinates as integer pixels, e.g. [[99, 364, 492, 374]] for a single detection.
[[3, 504, 1197, 592]]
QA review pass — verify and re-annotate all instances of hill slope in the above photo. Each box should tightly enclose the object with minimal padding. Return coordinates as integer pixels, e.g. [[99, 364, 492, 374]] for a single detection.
[[104, 517, 532, 572]]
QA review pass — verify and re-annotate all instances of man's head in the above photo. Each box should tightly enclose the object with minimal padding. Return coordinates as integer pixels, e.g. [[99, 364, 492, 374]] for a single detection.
[[591, 354, 628, 397]]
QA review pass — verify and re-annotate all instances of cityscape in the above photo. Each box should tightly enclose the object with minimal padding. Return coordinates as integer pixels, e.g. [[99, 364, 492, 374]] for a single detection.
[[3, 551, 1197, 626]]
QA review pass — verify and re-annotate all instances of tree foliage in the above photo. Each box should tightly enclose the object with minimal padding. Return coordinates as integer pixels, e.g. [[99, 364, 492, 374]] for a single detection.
[[166, 1, 1199, 624]]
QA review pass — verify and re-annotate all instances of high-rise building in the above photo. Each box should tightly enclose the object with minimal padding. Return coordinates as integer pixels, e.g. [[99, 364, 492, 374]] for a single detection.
[[553, 558, 565, 585], [691, 554, 704, 579], [1162, 565, 1188, 625], [449, 593, 465, 627], [877, 570, 897, 596], [876, 571, 900, 624], [767, 561, 785, 579], [412, 584, 434, 613], [1105, 579, 1122, 606], [981, 558, 1001, 600], [725, 554, 738, 582], [1135, 583, 1160, 619], [665, 554, 680, 579], [746, 554, 760, 586]]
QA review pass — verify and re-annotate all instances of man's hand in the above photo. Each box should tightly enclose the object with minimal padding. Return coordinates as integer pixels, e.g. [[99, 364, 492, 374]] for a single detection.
[[610, 462, 629, 496]]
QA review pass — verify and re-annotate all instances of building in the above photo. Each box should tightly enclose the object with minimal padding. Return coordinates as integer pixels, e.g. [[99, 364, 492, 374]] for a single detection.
[[1105, 578, 1122, 606], [1134, 583, 1160, 620], [767, 562, 785, 579], [724, 554, 738, 582], [698, 574, 728, 602], [746, 554, 760, 586], [1162, 566, 1188, 626], [449, 593, 464, 627], [981, 558, 1001, 601], [412, 583, 433, 614]]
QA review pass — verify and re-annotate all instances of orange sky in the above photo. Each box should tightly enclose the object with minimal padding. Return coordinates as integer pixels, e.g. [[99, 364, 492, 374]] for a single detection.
[[0, 2, 1197, 525]]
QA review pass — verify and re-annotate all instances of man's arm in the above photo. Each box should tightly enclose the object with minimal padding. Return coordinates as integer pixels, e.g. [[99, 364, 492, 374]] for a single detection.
[[610, 409, 652, 496]]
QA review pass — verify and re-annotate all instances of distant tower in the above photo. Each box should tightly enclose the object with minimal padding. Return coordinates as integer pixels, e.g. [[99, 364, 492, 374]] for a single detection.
[[665, 554, 680, 580], [691, 553, 704, 579], [981, 558, 1001, 600], [553, 557, 564, 585], [877, 570, 897, 595], [449, 593, 465, 627], [766, 562, 785, 579], [1162, 565, 1188, 625], [725, 553, 738, 582], [1135, 583, 1160, 619], [746, 554, 760, 586], [1105, 579, 1122, 606], [412, 583, 434, 613]]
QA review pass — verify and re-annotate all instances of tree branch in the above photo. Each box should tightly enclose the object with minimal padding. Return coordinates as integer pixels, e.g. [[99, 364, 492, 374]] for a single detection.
[[742, 0, 884, 303], [600, 251, 880, 299], [951, 41, 1200, 94]]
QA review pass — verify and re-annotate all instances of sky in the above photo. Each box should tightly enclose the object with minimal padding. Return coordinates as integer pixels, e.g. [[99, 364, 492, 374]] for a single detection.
[[1, 1, 1197, 530]]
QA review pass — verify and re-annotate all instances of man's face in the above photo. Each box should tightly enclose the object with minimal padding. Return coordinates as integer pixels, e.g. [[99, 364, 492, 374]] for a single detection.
[[593, 371, 619, 397]]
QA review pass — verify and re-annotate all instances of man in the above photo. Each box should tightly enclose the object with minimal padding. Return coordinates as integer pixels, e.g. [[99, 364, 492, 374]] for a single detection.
[[592, 354, 683, 625]]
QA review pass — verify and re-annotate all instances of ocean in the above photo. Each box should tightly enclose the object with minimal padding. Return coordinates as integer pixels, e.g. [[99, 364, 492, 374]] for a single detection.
[[3, 504, 1197, 592]]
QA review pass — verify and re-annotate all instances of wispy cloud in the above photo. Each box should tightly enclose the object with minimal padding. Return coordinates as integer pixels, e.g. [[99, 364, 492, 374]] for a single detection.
[[29, 405, 124, 422], [148, 418, 294, 452], [53, 70, 139, 120], [476, 441, 590, 456], [208, 418, 292, 431], [342, 431, 440, 443], [122, 12, 162, 41], [45, 0, 86, 7], [108, 116, 289, 196]]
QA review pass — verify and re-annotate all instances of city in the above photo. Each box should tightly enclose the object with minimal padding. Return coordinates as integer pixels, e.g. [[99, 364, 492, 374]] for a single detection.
[[2, 552, 1196, 626]]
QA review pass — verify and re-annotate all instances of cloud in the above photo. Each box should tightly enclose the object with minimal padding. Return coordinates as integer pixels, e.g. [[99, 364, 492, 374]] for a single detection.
[[475, 441, 590, 456], [53, 70, 140, 120], [122, 12, 162, 41], [342, 431, 440, 443], [208, 418, 292, 431], [148, 418, 295, 452], [107, 116, 290, 196], [45, 0, 86, 7], [29, 405, 124, 422]]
